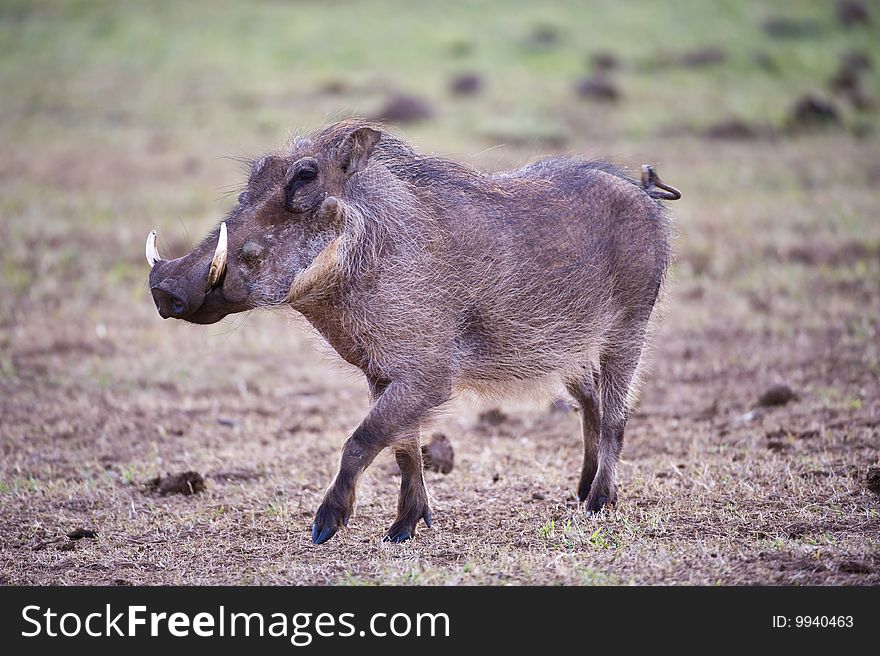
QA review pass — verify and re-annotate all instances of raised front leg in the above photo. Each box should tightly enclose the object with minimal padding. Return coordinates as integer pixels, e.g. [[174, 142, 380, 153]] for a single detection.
[[312, 378, 449, 545]]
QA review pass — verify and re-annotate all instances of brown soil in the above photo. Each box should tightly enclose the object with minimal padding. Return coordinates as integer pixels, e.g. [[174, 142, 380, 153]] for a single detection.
[[574, 75, 621, 102]]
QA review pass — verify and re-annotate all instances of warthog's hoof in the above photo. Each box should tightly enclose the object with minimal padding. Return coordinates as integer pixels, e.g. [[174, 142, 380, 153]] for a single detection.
[[584, 491, 617, 516], [311, 501, 352, 545], [585, 498, 609, 517], [312, 524, 336, 545], [383, 510, 431, 544], [383, 529, 414, 544]]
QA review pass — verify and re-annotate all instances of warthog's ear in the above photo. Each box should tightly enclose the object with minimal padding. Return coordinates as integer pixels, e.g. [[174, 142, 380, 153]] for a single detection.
[[338, 127, 381, 176]]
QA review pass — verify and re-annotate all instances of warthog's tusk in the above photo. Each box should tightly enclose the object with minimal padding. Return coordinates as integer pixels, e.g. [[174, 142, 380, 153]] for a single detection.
[[207, 221, 228, 288], [145, 230, 162, 268]]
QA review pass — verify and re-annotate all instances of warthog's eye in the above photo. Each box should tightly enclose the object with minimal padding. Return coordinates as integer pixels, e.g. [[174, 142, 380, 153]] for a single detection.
[[283, 158, 320, 213]]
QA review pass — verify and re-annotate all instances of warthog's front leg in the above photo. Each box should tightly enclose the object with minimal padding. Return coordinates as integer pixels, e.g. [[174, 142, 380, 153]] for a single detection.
[[385, 431, 431, 543], [370, 381, 432, 542], [311, 378, 449, 545]]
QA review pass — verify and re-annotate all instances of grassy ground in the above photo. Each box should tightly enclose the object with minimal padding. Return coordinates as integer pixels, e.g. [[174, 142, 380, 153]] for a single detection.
[[1, 0, 878, 584]]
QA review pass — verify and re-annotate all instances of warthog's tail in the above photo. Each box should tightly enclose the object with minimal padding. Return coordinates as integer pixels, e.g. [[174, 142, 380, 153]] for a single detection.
[[640, 164, 681, 201]]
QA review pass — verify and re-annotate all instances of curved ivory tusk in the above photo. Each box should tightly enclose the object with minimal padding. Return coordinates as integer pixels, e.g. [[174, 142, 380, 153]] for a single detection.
[[145, 230, 162, 268], [207, 221, 228, 288]]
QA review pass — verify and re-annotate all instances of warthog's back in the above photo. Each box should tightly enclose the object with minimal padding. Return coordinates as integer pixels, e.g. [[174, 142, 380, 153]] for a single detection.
[[437, 158, 672, 392], [313, 127, 672, 395]]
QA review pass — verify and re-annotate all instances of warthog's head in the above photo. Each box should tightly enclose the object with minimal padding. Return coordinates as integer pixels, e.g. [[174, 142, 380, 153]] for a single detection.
[[146, 124, 381, 324]]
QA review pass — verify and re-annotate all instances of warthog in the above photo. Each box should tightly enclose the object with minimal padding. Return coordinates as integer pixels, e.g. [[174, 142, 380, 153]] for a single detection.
[[146, 119, 679, 544]]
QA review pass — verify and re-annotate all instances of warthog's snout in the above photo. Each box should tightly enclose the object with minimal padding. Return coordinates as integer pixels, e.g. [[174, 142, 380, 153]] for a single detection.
[[148, 257, 212, 320], [150, 280, 188, 319], [146, 222, 245, 324]]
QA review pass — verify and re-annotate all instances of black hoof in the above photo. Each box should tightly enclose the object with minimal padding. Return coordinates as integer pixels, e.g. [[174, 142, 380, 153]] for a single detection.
[[312, 500, 350, 545], [585, 494, 611, 516], [383, 510, 431, 543], [383, 529, 414, 543], [312, 523, 338, 545]]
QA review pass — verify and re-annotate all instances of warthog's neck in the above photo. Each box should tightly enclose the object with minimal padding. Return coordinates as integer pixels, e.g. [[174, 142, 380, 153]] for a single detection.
[[297, 296, 371, 372]]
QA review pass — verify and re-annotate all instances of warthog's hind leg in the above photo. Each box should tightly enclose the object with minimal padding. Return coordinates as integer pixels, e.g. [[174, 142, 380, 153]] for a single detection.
[[584, 341, 643, 514], [565, 366, 602, 503]]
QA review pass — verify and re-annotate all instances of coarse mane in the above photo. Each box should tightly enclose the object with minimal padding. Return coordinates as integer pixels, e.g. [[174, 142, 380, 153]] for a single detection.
[[312, 118, 507, 196]]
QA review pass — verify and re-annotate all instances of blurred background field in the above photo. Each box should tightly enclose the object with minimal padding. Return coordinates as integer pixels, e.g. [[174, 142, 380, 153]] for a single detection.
[[0, 1, 878, 585]]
